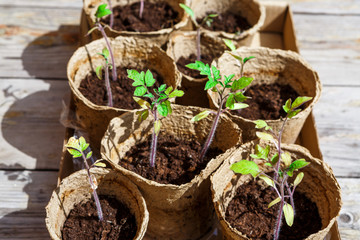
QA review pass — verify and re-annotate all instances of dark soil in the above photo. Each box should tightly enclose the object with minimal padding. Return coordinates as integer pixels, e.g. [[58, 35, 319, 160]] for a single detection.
[[103, 1, 180, 32], [197, 11, 251, 34], [233, 83, 302, 120], [79, 66, 163, 109], [225, 180, 322, 240], [62, 195, 137, 240], [119, 134, 223, 185], [176, 53, 215, 79]]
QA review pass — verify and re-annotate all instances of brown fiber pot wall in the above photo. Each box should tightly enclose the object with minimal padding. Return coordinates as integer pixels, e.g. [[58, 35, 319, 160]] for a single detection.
[[45, 168, 149, 240], [210, 47, 322, 143], [190, 0, 265, 42], [100, 105, 242, 239], [166, 31, 228, 108], [211, 141, 342, 240], [67, 36, 180, 151], [83, 0, 190, 47]]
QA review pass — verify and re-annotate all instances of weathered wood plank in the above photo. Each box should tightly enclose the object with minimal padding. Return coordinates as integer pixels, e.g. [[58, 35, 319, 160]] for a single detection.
[[313, 86, 360, 177], [0, 79, 68, 170], [337, 178, 360, 240], [0, 0, 82, 8], [0, 170, 57, 239]]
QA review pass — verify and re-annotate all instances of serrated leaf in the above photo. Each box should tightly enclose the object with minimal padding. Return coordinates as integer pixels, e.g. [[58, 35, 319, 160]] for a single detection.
[[291, 96, 313, 110], [95, 4, 112, 19], [145, 70, 156, 87], [165, 86, 173, 95], [134, 86, 147, 96], [205, 80, 218, 90], [243, 56, 255, 64], [283, 99, 292, 113], [230, 160, 260, 178], [143, 93, 155, 99], [223, 39, 236, 51], [158, 84, 167, 92], [168, 89, 184, 98], [86, 151, 93, 159], [133, 96, 150, 109], [191, 110, 211, 122], [224, 74, 235, 86], [127, 69, 144, 86], [157, 93, 168, 102], [95, 66, 103, 80], [281, 151, 292, 167], [293, 172, 304, 187], [256, 132, 274, 141], [268, 197, 281, 208], [211, 65, 221, 81], [154, 120, 161, 135], [136, 109, 149, 122], [283, 203, 294, 226], [179, 3, 194, 19], [232, 77, 253, 91], [67, 148, 82, 158], [259, 175, 274, 187], [287, 109, 301, 119], [157, 102, 169, 117]]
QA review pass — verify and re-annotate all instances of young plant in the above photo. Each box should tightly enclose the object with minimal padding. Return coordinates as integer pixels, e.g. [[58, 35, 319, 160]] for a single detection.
[[179, 4, 217, 61], [127, 69, 184, 167], [230, 96, 313, 240], [96, 47, 114, 107], [65, 136, 104, 221], [88, 4, 117, 85], [187, 59, 254, 160]]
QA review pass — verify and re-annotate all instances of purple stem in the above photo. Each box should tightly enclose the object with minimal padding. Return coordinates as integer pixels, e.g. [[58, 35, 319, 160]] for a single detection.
[[274, 117, 288, 181], [199, 98, 224, 161], [149, 106, 158, 167], [196, 27, 201, 61], [82, 151, 104, 221], [108, 0, 114, 29], [96, 22, 117, 83], [104, 62, 113, 107], [273, 178, 286, 240], [139, 0, 144, 19]]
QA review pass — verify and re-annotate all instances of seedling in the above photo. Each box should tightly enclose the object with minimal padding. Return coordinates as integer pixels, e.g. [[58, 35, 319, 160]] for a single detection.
[[88, 4, 117, 85], [179, 4, 217, 61], [96, 47, 114, 107], [187, 58, 254, 160], [127, 69, 184, 167], [230, 96, 313, 240], [65, 136, 104, 221]]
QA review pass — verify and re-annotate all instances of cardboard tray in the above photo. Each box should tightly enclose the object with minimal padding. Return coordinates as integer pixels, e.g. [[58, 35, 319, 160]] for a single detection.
[[59, 1, 341, 239]]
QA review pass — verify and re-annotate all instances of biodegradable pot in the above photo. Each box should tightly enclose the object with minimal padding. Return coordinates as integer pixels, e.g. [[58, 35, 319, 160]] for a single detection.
[[190, 0, 265, 42], [211, 141, 342, 240], [101, 105, 242, 240], [166, 31, 228, 108], [83, 0, 190, 47], [67, 36, 181, 151], [210, 47, 322, 143], [45, 168, 149, 240]]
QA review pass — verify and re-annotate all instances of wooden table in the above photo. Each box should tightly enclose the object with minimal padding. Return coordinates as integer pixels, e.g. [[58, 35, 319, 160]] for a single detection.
[[0, 0, 358, 239]]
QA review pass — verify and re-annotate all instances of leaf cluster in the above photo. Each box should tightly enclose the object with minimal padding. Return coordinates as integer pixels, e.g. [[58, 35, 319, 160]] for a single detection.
[[179, 4, 217, 28], [65, 136, 92, 160]]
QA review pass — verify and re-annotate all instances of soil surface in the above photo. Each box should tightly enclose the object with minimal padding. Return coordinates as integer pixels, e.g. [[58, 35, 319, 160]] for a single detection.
[[176, 53, 215, 79], [233, 83, 302, 120], [197, 11, 251, 34], [103, 1, 180, 32], [62, 195, 137, 240], [119, 134, 223, 185], [79, 66, 163, 109], [225, 180, 322, 240]]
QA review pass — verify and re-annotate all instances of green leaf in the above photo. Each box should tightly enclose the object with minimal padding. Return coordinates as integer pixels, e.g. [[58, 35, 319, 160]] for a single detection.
[[225, 94, 235, 109], [164, 100, 172, 115], [228, 52, 243, 62], [287, 109, 301, 119], [265, 163, 272, 167], [268, 197, 281, 208], [191, 110, 211, 122], [270, 153, 279, 165], [231, 77, 253, 91], [179, 3, 194, 19], [281, 151, 292, 167], [228, 103, 248, 110], [224, 74, 235, 86], [157, 93, 168, 102], [211, 65, 221, 81], [256, 132, 274, 141], [136, 109, 149, 122], [259, 175, 274, 187], [233, 92, 248, 102], [158, 84, 167, 93], [94, 161, 107, 168], [165, 86, 173, 95], [65, 137, 79, 150], [205, 80, 218, 90], [208, 13, 218, 18], [168, 89, 184, 98], [223, 39, 236, 51], [283, 203, 294, 226], [252, 145, 270, 160], [291, 96, 313, 110], [134, 86, 147, 96], [78, 137, 89, 151], [254, 120, 268, 129], [287, 159, 309, 177], [143, 93, 155, 99], [86, 151, 93, 159], [102, 48, 109, 59], [145, 70, 156, 87], [154, 120, 161, 135], [243, 56, 255, 64], [95, 4, 112, 19], [230, 160, 260, 178], [293, 172, 304, 187], [186, 61, 211, 78], [157, 102, 169, 117], [133, 96, 150, 109], [127, 69, 144, 86], [283, 99, 292, 113], [95, 66, 102, 80], [67, 148, 82, 158]]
